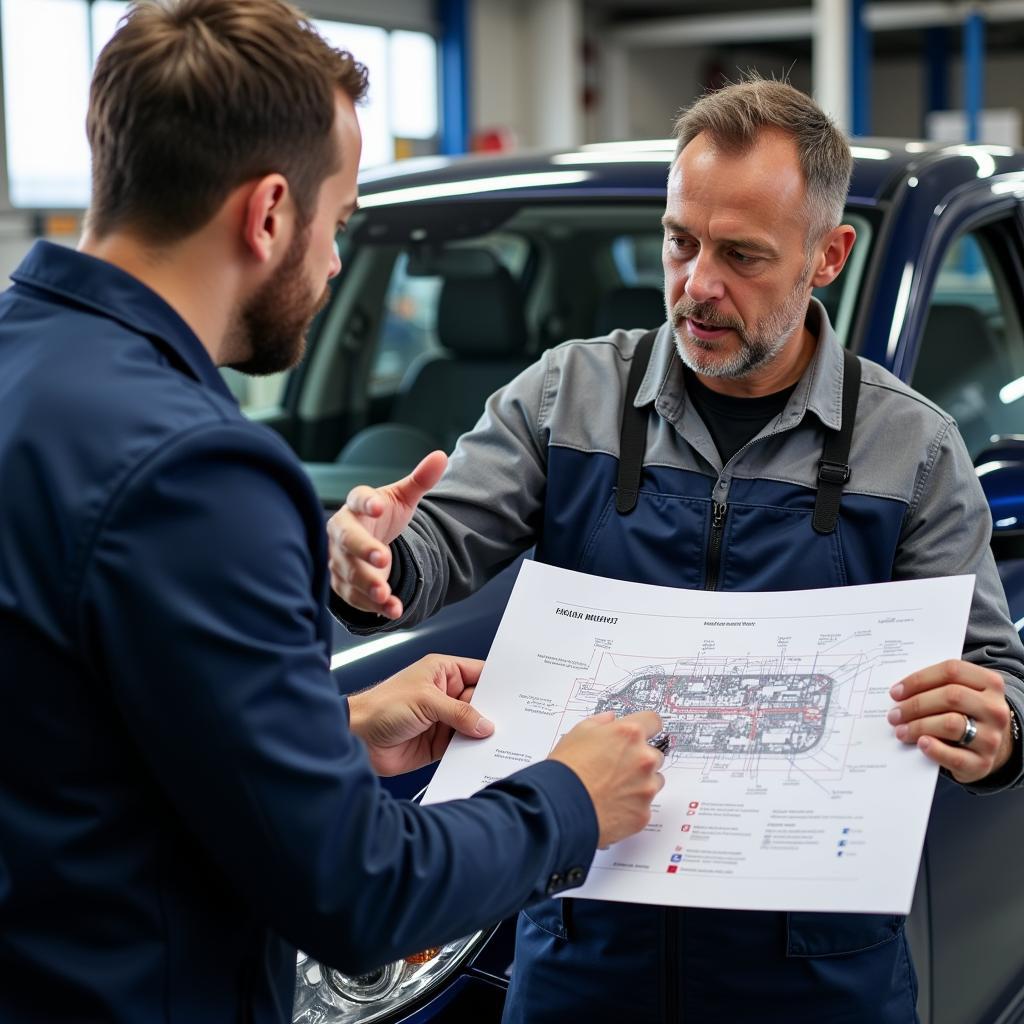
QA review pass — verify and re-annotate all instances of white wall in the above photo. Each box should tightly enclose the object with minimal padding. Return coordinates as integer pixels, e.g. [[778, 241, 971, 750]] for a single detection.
[[470, 0, 532, 146], [470, 0, 583, 150], [588, 42, 1024, 144]]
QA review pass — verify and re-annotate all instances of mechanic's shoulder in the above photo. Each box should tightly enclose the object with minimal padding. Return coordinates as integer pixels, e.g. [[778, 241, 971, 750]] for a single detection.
[[546, 327, 652, 370], [855, 354, 954, 432]]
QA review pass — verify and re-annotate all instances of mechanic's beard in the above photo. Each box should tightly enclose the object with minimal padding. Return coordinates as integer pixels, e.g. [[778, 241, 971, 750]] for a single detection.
[[669, 269, 811, 380], [228, 226, 330, 377]]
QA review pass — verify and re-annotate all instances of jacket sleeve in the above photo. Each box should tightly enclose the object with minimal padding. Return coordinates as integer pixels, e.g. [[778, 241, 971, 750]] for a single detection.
[[76, 422, 597, 972], [333, 349, 557, 634], [894, 416, 1024, 791]]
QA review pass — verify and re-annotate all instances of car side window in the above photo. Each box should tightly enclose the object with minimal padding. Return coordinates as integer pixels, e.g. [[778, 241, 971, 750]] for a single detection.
[[370, 255, 444, 397], [368, 236, 530, 398], [912, 228, 1024, 459]]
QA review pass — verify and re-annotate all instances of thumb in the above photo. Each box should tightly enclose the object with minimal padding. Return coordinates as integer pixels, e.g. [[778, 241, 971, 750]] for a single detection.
[[429, 692, 494, 739], [393, 450, 447, 508]]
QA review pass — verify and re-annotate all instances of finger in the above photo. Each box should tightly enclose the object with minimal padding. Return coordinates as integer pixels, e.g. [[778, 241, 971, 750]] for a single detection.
[[331, 576, 402, 619], [654, 771, 667, 794], [915, 734, 989, 783], [329, 509, 393, 573], [429, 692, 494, 739], [891, 660, 1003, 700], [329, 565, 389, 610], [621, 710, 663, 739], [343, 484, 388, 519], [441, 657, 486, 697], [330, 549, 391, 596], [893, 710, 997, 753], [391, 451, 448, 508], [889, 683, 992, 726]]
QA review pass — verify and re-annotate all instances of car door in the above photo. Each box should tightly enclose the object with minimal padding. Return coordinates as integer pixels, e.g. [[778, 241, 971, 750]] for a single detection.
[[905, 207, 1024, 1024]]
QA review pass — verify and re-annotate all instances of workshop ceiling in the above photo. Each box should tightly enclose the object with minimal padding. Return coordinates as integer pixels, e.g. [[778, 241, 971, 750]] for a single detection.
[[583, 0, 1024, 54]]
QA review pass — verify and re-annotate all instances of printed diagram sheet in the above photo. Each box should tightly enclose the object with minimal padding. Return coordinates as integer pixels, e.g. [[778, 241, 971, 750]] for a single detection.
[[423, 562, 976, 914]]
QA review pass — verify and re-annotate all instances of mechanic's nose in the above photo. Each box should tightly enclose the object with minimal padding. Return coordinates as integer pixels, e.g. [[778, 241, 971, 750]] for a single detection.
[[684, 251, 724, 304]]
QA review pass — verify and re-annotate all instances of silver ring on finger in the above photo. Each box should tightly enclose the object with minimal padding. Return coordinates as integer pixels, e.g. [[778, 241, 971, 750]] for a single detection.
[[957, 714, 978, 747]]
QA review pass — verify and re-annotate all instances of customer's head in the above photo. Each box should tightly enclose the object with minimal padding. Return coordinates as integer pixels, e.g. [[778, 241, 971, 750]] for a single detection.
[[86, 0, 369, 376], [86, 0, 367, 243], [664, 76, 855, 384]]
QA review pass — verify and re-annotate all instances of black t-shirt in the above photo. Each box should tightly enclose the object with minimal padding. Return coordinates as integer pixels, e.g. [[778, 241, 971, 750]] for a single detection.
[[684, 367, 797, 464]]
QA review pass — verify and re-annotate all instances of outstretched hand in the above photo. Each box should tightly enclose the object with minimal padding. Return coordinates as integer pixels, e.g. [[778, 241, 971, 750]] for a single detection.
[[347, 654, 492, 776], [327, 450, 447, 619]]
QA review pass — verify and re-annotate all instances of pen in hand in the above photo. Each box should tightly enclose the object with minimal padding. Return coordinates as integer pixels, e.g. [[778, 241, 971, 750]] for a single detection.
[[649, 733, 670, 755]]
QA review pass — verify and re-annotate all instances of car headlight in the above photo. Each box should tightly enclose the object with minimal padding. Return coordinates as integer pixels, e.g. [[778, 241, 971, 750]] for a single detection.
[[292, 930, 489, 1023]]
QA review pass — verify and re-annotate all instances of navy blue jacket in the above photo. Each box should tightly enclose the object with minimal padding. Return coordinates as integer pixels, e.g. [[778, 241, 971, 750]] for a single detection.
[[0, 242, 597, 1024]]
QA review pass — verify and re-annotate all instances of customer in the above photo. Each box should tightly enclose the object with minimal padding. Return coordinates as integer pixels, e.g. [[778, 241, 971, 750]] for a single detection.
[[0, 3, 665, 1022]]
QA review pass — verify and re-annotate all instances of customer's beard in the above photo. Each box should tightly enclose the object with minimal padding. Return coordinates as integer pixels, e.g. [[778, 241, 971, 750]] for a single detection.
[[227, 226, 331, 377], [669, 266, 811, 380]]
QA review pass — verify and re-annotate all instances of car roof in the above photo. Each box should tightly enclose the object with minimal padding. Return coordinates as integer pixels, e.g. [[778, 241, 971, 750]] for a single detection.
[[357, 138, 1024, 211]]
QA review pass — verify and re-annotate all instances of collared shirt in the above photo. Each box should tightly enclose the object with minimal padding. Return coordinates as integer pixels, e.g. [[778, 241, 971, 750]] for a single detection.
[[0, 241, 596, 1023]]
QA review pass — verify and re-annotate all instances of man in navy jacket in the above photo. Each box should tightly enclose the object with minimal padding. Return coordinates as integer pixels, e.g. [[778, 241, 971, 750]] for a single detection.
[[0, 2, 665, 1021]]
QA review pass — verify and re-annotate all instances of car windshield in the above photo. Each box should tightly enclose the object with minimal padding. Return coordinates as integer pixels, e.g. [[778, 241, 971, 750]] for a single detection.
[[224, 201, 875, 431]]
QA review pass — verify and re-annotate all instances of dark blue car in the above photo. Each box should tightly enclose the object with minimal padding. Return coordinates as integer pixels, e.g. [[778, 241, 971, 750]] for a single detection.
[[250, 139, 1024, 1024]]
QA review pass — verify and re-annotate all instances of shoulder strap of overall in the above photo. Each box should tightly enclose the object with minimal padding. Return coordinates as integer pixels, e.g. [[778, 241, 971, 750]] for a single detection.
[[812, 348, 861, 535], [616, 329, 658, 515]]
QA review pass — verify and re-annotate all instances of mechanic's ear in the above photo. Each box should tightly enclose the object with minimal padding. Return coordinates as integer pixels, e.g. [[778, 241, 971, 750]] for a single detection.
[[241, 174, 292, 265], [809, 224, 857, 289]]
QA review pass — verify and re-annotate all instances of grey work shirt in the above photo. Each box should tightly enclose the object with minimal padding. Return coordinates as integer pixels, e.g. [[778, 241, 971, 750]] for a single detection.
[[338, 300, 1024, 791]]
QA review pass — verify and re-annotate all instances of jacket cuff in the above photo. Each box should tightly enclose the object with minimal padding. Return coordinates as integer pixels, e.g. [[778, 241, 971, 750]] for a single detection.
[[492, 759, 599, 898]]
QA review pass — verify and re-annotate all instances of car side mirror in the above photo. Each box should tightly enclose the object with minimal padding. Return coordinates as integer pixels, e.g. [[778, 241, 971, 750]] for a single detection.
[[975, 436, 1024, 560]]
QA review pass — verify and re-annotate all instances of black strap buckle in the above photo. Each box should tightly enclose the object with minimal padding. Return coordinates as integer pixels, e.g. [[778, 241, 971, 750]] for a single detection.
[[818, 459, 851, 485]]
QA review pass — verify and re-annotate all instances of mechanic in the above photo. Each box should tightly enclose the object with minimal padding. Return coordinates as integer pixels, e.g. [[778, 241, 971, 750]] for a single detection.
[[329, 78, 1024, 1023], [0, 3, 668, 1022]]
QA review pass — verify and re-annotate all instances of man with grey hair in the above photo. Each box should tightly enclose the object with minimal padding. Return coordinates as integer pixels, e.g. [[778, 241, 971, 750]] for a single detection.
[[328, 77, 1024, 1022]]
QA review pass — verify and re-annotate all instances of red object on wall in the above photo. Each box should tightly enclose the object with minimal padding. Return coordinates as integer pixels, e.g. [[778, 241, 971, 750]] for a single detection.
[[472, 127, 516, 152]]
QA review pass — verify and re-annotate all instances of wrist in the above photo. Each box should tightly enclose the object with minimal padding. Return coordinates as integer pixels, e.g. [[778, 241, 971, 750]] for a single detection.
[[346, 689, 374, 739]]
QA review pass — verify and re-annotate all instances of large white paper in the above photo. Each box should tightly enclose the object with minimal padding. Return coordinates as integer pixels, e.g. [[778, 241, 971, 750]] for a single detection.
[[423, 561, 975, 914]]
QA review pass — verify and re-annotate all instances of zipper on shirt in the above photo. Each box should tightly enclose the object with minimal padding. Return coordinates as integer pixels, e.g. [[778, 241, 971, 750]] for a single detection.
[[704, 501, 728, 591]]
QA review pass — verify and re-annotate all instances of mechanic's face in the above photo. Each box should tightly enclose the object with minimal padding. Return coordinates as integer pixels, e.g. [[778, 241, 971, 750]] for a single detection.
[[233, 92, 361, 376], [662, 128, 816, 386]]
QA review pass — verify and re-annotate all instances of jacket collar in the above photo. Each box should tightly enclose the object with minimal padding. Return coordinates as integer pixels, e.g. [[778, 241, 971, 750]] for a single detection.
[[636, 297, 845, 431], [11, 240, 235, 401]]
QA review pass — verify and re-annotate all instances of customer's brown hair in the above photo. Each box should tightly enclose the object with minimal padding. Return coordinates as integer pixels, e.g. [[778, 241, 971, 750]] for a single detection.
[[86, 0, 368, 242], [673, 75, 852, 242]]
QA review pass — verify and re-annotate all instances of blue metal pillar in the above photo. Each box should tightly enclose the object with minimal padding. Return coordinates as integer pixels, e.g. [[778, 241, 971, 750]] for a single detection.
[[850, 0, 871, 136], [963, 11, 985, 142], [923, 26, 949, 136], [438, 0, 470, 155]]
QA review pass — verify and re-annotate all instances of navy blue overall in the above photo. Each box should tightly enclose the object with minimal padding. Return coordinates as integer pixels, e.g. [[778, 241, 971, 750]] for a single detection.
[[503, 338, 919, 1023]]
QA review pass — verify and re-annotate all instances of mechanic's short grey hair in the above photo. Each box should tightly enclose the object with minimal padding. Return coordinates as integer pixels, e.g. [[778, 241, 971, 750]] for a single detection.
[[672, 75, 852, 246]]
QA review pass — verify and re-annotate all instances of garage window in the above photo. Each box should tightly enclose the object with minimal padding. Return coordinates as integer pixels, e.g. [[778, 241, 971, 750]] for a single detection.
[[1, 0, 439, 209]]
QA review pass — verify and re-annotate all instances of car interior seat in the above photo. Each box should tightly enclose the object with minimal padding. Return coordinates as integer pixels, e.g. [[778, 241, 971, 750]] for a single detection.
[[912, 302, 1013, 458], [336, 252, 531, 469], [592, 285, 666, 336]]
